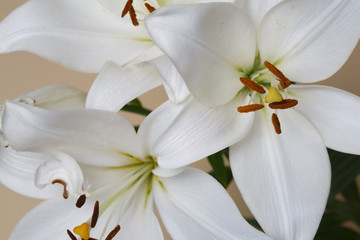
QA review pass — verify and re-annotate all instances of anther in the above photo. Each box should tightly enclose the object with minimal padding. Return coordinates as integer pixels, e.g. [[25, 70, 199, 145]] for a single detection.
[[145, 3, 156, 13], [240, 77, 266, 94], [105, 225, 121, 240], [91, 201, 99, 228], [76, 194, 87, 208], [264, 61, 291, 89], [268, 99, 298, 109], [52, 179, 69, 199], [67, 230, 77, 240], [121, 0, 133, 17], [89, 238, 98, 240], [121, 0, 139, 26], [272, 113, 281, 134], [129, 5, 139, 26], [238, 104, 264, 113]]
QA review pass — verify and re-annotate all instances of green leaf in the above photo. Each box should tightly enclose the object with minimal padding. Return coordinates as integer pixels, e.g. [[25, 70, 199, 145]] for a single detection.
[[315, 226, 360, 240], [209, 167, 233, 188], [128, 98, 143, 107], [342, 181, 360, 206], [327, 148, 360, 199], [246, 218, 262, 231], [121, 104, 152, 116], [208, 151, 233, 187], [326, 200, 360, 226]]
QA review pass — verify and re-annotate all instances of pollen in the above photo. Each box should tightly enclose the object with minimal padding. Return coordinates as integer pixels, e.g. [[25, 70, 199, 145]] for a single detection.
[[269, 99, 298, 109], [272, 113, 281, 134], [265, 87, 283, 103], [76, 194, 87, 208], [91, 201, 100, 228], [51, 179, 69, 199], [121, 0, 139, 26], [238, 104, 264, 113], [105, 225, 121, 240], [73, 222, 90, 240], [145, 3, 156, 13], [240, 77, 266, 94], [264, 61, 291, 89]]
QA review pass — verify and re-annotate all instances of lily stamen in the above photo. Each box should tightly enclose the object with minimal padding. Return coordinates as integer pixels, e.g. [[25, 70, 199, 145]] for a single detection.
[[121, 0, 139, 26], [121, 0, 133, 17], [269, 99, 298, 109], [238, 104, 264, 113], [272, 113, 281, 134], [51, 179, 69, 199], [264, 61, 291, 89], [105, 225, 121, 240], [145, 3, 156, 13], [67, 230, 77, 240], [91, 201, 100, 228], [76, 194, 87, 208], [240, 77, 266, 94]]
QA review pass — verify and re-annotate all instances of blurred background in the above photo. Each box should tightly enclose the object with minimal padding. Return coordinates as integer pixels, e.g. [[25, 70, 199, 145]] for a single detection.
[[0, 0, 359, 239]]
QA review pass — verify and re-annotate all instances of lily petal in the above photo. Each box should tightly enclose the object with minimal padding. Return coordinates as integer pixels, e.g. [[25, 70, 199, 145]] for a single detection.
[[0, 0, 152, 72], [146, 3, 256, 106], [0, 147, 59, 199], [86, 62, 161, 112], [235, 0, 283, 28], [154, 167, 271, 240], [9, 198, 95, 240], [230, 110, 330, 240], [35, 152, 86, 198], [14, 84, 86, 110], [151, 55, 190, 104], [2, 101, 139, 166], [142, 96, 254, 168], [152, 166, 186, 178], [259, 0, 360, 83], [290, 85, 360, 155]]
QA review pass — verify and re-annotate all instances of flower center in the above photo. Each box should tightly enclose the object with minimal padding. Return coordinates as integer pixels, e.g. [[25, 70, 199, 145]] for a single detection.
[[67, 155, 157, 239], [237, 61, 298, 134]]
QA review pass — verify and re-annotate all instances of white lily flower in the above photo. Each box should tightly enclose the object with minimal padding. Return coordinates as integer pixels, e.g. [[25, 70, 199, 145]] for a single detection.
[[0, 84, 87, 199], [1, 100, 270, 240], [0, 0, 232, 111], [145, 1, 360, 239]]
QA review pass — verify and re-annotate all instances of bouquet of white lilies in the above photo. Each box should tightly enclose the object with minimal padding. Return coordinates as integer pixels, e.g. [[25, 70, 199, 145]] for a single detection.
[[0, 0, 359, 239]]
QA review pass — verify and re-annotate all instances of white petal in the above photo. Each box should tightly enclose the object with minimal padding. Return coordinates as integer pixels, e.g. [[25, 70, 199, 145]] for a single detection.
[[93, 184, 163, 240], [14, 84, 86, 110], [0, 0, 152, 72], [0, 147, 60, 199], [290, 85, 360, 155], [9, 198, 95, 240], [136, 100, 187, 157], [2, 101, 139, 166], [35, 152, 86, 198], [259, 0, 360, 83], [154, 167, 270, 240], [146, 3, 256, 106], [152, 166, 185, 178], [235, 0, 283, 28], [149, 96, 254, 168], [86, 62, 161, 112], [230, 110, 330, 240], [151, 55, 190, 104]]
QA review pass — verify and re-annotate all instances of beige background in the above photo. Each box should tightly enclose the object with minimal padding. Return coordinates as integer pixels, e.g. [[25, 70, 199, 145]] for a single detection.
[[0, 1, 359, 239]]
